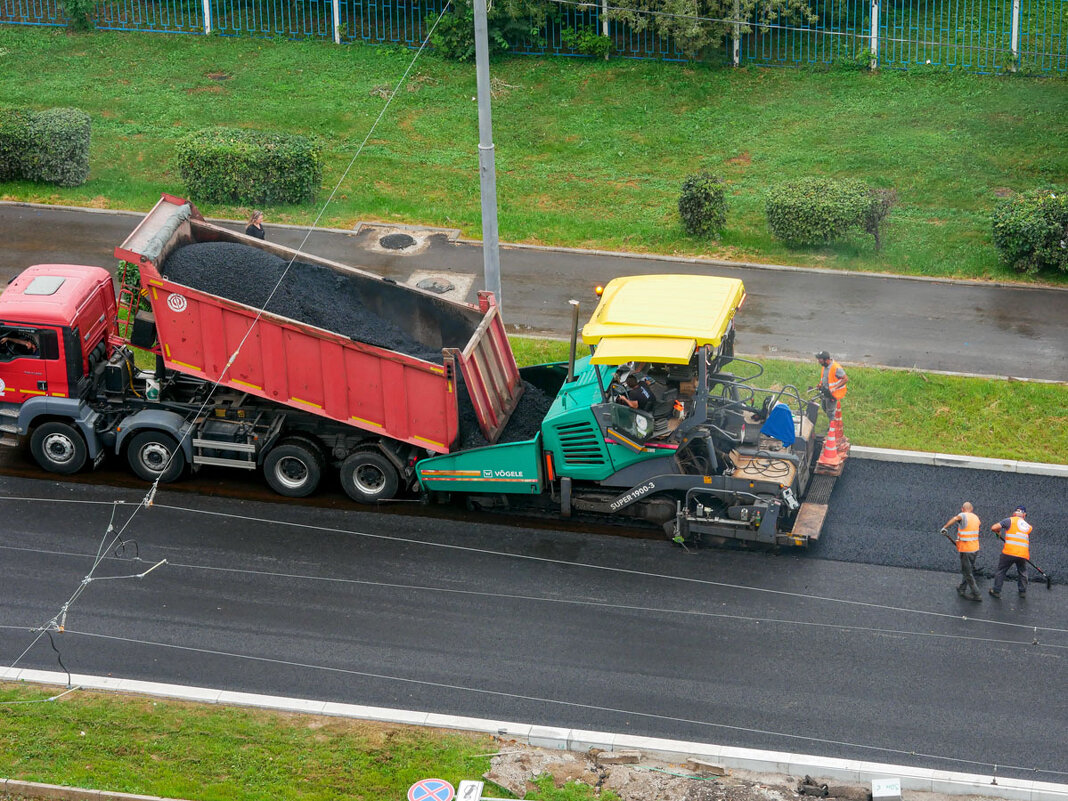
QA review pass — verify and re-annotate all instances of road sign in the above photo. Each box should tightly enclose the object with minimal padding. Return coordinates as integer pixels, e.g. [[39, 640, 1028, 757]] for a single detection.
[[457, 780, 484, 801], [408, 778, 455, 801]]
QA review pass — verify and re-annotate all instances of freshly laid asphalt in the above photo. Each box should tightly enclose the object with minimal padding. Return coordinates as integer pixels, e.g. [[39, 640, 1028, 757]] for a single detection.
[[1, 472, 1065, 782], [2, 202, 1066, 381]]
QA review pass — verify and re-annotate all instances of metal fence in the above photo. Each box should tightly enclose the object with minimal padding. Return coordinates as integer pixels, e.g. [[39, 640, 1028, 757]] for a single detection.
[[1, 0, 1064, 73]]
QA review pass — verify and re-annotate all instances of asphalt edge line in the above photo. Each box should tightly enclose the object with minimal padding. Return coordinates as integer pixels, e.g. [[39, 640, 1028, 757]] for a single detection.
[[7, 200, 1067, 294], [3, 668, 1065, 801], [849, 446, 1068, 477]]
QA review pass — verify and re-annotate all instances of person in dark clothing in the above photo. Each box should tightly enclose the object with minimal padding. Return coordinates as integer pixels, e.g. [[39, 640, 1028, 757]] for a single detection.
[[615, 370, 654, 412], [245, 210, 265, 240]]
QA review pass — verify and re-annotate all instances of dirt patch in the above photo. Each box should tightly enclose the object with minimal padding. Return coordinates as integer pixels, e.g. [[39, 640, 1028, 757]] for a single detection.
[[187, 85, 226, 94], [485, 747, 840, 801], [993, 187, 1014, 198], [727, 152, 752, 166]]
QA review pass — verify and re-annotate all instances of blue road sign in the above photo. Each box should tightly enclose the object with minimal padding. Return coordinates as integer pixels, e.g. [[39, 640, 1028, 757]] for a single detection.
[[408, 778, 455, 801]]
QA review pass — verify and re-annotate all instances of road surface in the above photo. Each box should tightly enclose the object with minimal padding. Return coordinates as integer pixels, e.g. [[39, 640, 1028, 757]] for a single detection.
[[2, 202, 1066, 381], [1, 472, 1064, 783]]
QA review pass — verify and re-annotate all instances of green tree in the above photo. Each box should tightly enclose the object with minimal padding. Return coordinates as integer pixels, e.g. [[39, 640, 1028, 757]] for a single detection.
[[608, 0, 816, 58]]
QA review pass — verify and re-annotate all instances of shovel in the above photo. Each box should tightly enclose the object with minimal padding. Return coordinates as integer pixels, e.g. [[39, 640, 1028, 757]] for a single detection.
[[993, 531, 1053, 590]]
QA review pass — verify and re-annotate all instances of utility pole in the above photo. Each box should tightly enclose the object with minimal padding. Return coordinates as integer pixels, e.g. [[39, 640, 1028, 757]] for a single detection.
[[473, 0, 503, 308]]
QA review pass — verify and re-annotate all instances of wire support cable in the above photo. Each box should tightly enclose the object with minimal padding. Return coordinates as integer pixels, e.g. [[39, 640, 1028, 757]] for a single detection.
[[1, 2, 453, 676], [9, 626, 1067, 781], [1, 494, 1065, 639]]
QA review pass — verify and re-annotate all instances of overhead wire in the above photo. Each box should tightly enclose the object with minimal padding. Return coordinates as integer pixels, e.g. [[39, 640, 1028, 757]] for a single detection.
[[2, 0, 454, 674], [6, 626, 1066, 781], [1, 493, 1065, 639]]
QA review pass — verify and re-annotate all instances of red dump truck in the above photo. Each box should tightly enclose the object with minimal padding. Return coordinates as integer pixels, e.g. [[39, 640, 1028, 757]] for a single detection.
[[0, 194, 523, 501]]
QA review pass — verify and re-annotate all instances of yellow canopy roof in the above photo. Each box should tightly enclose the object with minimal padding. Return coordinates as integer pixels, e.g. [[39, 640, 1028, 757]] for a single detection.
[[583, 274, 745, 364], [589, 336, 697, 365]]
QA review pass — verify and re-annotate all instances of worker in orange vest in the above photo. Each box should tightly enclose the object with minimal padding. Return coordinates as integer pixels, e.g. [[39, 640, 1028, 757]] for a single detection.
[[941, 502, 982, 601], [815, 351, 848, 419], [989, 506, 1033, 599]]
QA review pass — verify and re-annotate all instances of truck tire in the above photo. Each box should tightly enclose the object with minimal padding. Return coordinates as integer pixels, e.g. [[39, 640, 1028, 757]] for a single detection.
[[127, 430, 185, 483], [339, 451, 399, 504], [30, 422, 88, 475], [264, 439, 324, 498]]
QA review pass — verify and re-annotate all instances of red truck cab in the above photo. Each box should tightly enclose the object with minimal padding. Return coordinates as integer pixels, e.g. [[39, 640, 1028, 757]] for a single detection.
[[0, 264, 116, 406]]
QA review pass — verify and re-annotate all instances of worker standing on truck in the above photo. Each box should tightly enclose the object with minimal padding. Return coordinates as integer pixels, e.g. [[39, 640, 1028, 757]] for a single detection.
[[245, 210, 266, 240], [815, 351, 849, 449], [989, 506, 1033, 599], [941, 502, 982, 601]]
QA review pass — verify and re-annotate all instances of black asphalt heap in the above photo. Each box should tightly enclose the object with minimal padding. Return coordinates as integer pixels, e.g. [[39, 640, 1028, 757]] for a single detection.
[[163, 242, 442, 360], [162, 241, 553, 448], [815, 460, 1067, 583]]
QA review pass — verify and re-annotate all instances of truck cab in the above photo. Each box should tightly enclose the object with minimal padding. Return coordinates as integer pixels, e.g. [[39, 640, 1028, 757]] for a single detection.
[[0, 265, 117, 464]]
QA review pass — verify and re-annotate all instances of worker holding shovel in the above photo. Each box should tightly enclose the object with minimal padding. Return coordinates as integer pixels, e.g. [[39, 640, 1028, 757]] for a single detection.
[[990, 506, 1043, 598], [941, 502, 982, 602]]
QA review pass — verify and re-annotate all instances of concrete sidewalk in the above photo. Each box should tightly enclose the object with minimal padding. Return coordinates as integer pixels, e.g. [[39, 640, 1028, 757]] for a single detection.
[[2, 201, 1066, 382]]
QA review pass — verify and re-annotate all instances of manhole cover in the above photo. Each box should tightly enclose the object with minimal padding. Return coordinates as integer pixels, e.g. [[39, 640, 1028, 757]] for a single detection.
[[380, 233, 416, 250], [417, 277, 455, 295]]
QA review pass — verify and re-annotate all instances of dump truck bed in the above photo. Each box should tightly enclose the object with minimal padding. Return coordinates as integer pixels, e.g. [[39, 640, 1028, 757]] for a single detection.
[[116, 194, 522, 452]]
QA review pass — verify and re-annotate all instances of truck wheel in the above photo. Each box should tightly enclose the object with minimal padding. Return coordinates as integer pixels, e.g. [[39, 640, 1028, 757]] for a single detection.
[[264, 440, 323, 498], [127, 430, 185, 483], [30, 422, 88, 475], [340, 451, 399, 504]]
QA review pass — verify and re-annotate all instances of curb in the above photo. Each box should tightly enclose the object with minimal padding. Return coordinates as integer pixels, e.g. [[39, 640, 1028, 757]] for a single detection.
[[850, 446, 1068, 477], [3, 668, 1066, 801]]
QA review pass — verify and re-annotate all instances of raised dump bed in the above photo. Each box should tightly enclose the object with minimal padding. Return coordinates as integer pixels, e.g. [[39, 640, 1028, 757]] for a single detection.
[[116, 194, 522, 453]]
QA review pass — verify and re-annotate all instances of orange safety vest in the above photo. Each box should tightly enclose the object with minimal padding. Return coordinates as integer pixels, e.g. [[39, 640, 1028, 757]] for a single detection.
[[956, 512, 980, 553], [822, 361, 848, 400], [1001, 517, 1032, 559]]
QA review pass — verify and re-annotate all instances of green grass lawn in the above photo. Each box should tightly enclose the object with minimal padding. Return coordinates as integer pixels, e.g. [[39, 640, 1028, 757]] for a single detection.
[[0, 684, 514, 801], [1, 27, 1065, 283], [510, 337, 1068, 463]]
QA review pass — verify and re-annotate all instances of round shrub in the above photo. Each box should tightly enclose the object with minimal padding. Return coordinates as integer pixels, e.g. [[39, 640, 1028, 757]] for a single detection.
[[991, 190, 1067, 275], [678, 173, 728, 237], [176, 127, 323, 206], [766, 177, 894, 248], [0, 107, 91, 187]]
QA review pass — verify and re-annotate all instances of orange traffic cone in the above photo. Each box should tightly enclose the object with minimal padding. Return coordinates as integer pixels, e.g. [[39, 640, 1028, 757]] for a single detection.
[[817, 418, 843, 472], [833, 401, 850, 455]]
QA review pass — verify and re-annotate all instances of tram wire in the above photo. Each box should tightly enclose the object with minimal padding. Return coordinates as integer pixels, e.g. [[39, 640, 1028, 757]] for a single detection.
[[1, 624, 1065, 782]]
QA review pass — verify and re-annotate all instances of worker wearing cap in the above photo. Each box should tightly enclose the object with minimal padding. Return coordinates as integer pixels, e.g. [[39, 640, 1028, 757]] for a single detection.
[[815, 351, 848, 418], [941, 502, 982, 602], [989, 506, 1033, 598]]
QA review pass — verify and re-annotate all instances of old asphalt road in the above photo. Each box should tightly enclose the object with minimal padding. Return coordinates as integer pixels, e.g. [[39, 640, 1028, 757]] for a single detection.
[[2, 474, 1066, 783], [3, 202, 1067, 381]]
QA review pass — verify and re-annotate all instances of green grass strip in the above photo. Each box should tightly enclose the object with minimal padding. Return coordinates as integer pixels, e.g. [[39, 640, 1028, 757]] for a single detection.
[[0, 684, 509, 801], [0, 27, 1065, 284]]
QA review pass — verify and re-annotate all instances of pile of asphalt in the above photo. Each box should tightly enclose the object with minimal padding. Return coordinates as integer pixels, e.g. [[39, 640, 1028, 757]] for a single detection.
[[458, 380, 555, 449], [162, 242, 442, 361], [814, 460, 1067, 584], [162, 241, 554, 449]]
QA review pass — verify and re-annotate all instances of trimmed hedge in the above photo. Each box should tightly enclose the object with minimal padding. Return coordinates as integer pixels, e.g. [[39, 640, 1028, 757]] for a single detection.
[[0, 107, 91, 187], [176, 128, 323, 205], [766, 177, 894, 249], [991, 190, 1068, 275], [678, 173, 728, 238]]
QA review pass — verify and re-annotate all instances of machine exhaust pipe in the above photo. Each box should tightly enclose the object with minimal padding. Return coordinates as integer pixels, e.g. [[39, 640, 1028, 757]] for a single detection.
[[566, 299, 580, 382]]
